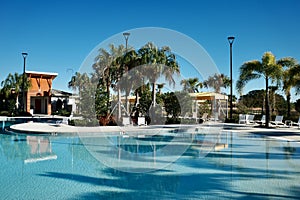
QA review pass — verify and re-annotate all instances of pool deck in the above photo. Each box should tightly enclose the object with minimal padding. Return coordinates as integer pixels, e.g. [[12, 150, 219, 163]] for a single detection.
[[7, 122, 300, 142]]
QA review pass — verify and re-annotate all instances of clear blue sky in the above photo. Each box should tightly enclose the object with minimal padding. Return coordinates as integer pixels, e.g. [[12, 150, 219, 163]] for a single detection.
[[1, 0, 300, 101]]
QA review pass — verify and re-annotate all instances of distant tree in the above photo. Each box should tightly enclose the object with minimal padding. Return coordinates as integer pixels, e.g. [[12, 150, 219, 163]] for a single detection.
[[240, 90, 265, 111], [180, 77, 203, 93], [203, 73, 230, 93]]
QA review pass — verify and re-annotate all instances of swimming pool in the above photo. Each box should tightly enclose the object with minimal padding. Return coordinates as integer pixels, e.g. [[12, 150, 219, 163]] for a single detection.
[[0, 130, 299, 199]]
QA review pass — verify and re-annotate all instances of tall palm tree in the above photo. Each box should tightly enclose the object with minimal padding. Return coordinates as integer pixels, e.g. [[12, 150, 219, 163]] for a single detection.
[[180, 77, 203, 93], [236, 52, 283, 127], [119, 49, 140, 112], [92, 44, 127, 117], [138, 42, 180, 108], [68, 72, 90, 95], [277, 57, 299, 118], [203, 73, 230, 93], [1, 72, 31, 110]]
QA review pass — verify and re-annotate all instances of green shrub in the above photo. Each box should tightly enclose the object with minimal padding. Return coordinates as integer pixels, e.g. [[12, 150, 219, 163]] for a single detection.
[[0, 111, 10, 116], [72, 119, 99, 126]]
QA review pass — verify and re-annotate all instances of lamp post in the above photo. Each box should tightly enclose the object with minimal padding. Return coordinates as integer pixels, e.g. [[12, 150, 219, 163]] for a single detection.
[[123, 32, 130, 114], [123, 32, 130, 50], [228, 36, 235, 121], [22, 52, 28, 112]]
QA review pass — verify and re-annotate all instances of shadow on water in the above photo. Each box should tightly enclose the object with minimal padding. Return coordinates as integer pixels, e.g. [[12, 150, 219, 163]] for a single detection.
[[38, 168, 230, 200], [2, 131, 300, 199]]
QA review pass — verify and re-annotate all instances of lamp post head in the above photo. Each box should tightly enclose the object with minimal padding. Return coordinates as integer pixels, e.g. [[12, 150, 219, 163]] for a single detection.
[[227, 36, 235, 44], [123, 32, 130, 40], [22, 52, 28, 58]]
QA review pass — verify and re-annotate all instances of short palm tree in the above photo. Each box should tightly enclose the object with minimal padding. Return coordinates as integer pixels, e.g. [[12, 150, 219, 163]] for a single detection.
[[203, 73, 230, 93], [1, 72, 31, 111], [277, 57, 299, 118], [180, 77, 203, 93], [236, 52, 283, 127]]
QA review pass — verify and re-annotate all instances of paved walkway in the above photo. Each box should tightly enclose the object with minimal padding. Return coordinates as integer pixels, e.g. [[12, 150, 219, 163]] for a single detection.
[[8, 122, 300, 141]]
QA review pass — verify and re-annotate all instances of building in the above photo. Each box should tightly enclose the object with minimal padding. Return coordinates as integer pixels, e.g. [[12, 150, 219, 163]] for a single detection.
[[26, 71, 58, 115], [51, 89, 78, 115]]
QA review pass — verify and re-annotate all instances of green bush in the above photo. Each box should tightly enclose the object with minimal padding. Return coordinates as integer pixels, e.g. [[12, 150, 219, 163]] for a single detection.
[[15, 111, 32, 117], [0, 111, 10, 116], [72, 119, 99, 126], [52, 109, 71, 117]]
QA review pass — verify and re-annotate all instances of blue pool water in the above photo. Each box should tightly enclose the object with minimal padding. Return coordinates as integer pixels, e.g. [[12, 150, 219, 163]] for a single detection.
[[0, 131, 300, 199]]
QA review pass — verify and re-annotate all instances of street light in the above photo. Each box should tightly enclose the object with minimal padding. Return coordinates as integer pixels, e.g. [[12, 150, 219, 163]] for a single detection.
[[123, 32, 130, 51], [228, 36, 235, 121], [122, 32, 130, 113], [22, 52, 28, 112]]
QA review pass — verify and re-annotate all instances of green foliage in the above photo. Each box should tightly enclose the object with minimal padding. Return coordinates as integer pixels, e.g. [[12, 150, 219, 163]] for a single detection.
[[162, 92, 181, 118], [203, 73, 230, 93], [162, 91, 193, 121], [0, 111, 10, 116], [180, 77, 203, 93], [236, 101, 250, 114], [198, 100, 211, 116], [53, 109, 71, 117], [72, 119, 99, 127], [138, 84, 152, 116], [95, 81, 109, 117], [240, 90, 265, 109]]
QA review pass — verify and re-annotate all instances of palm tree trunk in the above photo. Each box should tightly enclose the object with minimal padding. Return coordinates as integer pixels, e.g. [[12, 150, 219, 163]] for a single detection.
[[125, 93, 129, 115], [287, 91, 291, 118], [16, 94, 19, 110], [152, 82, 156, 107], [265, 77, 270, 128], [106, 72, 110, 116]]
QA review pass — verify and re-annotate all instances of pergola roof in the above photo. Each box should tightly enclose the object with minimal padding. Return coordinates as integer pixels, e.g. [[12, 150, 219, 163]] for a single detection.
[[51, 89, 72, 97], [189, 92, 228, 100], [26, 70, 58, 79], [125, 92, 228, 103]]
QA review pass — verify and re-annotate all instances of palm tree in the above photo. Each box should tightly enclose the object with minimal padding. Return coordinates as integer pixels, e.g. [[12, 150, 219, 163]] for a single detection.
[[138, 42, 180, 108], [68, 72, 90, 95], [236, 52, 283, 127], [92, 44, 127, 117], [203, 73, 230, 93], [180, 77, 203, 93], [277, 57, 299, 118], [1, 72, 31, 110], [119, 49, 140, 112]]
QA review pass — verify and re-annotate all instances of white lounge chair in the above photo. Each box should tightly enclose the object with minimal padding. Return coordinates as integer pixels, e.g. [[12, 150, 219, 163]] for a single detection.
[[239, 114, 246, 124], [199, 113, 208, 123], [256, 115, 266, 125], [122, 117, 131, 126], [293, 117, 300, 128], [270, 115, 285, 127], [239, 114, 255, 125], [138, 117, 147, 126], [246, 115, 255, 125]]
